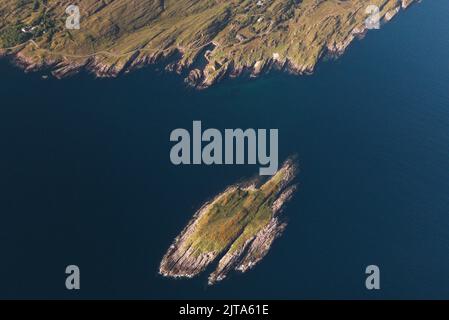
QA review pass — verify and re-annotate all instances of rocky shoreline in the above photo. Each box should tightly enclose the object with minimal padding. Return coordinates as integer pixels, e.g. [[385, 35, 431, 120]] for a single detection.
[[0, 0, 418, 88], [159, 159, 298, 285]]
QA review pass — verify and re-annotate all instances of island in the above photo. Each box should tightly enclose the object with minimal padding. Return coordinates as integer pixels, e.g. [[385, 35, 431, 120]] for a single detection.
[[159, 158, 297, 285], [0, 0, 417, 88]]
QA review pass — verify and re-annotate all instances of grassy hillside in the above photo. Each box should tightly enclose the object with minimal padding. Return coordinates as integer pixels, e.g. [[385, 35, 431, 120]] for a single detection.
[[0, 0, 415, 86]]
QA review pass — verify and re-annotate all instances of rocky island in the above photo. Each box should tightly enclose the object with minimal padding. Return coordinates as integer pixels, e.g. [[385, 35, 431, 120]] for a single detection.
[[160, 159, 297, 285], [0, 0, 417, 88]]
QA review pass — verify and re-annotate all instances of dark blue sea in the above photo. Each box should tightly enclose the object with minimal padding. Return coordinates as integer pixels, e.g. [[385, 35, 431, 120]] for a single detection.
[[1, 1, 448, 299]]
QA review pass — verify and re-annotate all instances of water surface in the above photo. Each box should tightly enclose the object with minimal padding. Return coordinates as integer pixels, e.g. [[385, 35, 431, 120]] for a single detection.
[[0, 1, 448, 299]]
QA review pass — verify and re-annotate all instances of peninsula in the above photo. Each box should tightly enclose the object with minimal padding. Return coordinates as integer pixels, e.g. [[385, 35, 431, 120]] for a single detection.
[[0, 0, 417, 87], [159, 159, 297, 285]]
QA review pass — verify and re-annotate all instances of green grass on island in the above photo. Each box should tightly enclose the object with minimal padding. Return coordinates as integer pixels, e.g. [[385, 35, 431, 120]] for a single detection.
[[182, 163, 292, 256], [159, 159, 297, 283]]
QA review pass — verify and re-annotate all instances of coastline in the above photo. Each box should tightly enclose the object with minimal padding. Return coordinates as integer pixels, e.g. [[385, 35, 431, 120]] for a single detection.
[[0, 0, 417, 88], [159, 159, 298, 285]]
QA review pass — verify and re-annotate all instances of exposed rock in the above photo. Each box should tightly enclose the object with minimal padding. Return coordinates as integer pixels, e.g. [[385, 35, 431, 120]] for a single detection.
[[385, 7, 401, 21], [184, 69, 203, 87], [402, 0, 415, 9], [160, 159, 298, 285]]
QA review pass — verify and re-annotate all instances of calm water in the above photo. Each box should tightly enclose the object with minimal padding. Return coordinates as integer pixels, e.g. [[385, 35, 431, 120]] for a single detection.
[[1, 1, 448, 299]]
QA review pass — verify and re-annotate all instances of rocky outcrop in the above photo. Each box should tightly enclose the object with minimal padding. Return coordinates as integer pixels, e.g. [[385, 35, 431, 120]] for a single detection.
[[385, 7, 401, 21], [402, 0, 415, 9], [184, 69, 203, 87], [159, 159, 298, 285], [159, 187, 238, 278]]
